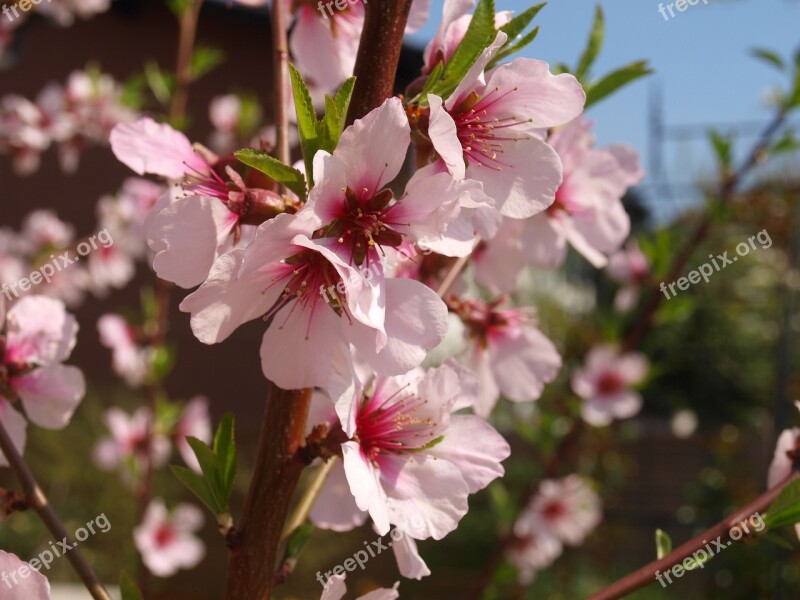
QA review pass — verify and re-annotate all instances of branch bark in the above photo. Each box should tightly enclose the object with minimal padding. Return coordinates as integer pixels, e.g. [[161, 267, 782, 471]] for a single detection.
[[223, 385, 312, 600], [346, 0, 415, 125], [0, 420, 112, 600]]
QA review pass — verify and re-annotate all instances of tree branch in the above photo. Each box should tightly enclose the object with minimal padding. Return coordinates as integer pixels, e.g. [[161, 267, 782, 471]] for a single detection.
[[0, 420, 112, 600]]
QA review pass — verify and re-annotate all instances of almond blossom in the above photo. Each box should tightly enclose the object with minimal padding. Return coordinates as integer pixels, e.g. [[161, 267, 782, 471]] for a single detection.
[[606, 239, 650, 312], [134, 500, 206, 577], [174, 396, 213, 473], [426, 34, 585, 220], [0, 550, 51, 599], [767, 403, 800, 538], [327, 362, 510, 541], [93, 407, 171, 477], [180, 210, 448, 389], [522, 119, 643, 269], [449, 297, 561, 417], [321, 574, 399, 600], [0, 296, 85, 441], [571, 345, 649, 426], [110, 117, 284, 288], [509, 475, 601, 583], [97, 314, 150, 387]]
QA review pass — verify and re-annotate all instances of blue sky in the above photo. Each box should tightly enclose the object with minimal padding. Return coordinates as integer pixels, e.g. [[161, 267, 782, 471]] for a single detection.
[[408, 0, 800, 219]]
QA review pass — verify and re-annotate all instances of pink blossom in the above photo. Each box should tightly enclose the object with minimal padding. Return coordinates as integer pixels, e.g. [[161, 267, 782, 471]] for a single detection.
[[180, 210, 448, 389], [451, 297, 561, 417], [522, 119, 643, 269], [767, 404, 800, 538], [93, 407, 171, 476], [36, 0, 111, 26], [328, 363, 509, 540], [571, 345, 648, 426], [0, 296, 85, 431], [174, 396, 213, 473], [0, 550, 51, 599], [509, 475, 601, 582], [111, 117, 282, 288], [97, 314, 149, 387], [606, 239, 649, 312], [134, 500, 205, 577], [321, 574, 399, 600], [427, 36, 585, 220]]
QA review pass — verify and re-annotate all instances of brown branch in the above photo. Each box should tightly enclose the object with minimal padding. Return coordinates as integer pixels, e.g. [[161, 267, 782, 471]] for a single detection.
[[223, 385, 312, 600], [346, 0, 415, 125], [271, 0, 291, 168], [0, 420, 112, 600], [588, 473, 798, 600], [170, 0, 204, 125]]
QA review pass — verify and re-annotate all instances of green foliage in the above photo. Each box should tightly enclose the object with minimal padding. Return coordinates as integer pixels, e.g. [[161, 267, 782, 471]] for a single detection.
[[417, 0, 497, 105], [584, 61, 652, 109], [285, 523, 316, 560], [486, 3, 546, 69], [751, 48, 786, 72], [708, 129, 734, 171], [234, 149, 307, 200], [655, 528, 672, 559], [575, 5, 604, 82], [120, 572, 144, 600], [289, 64, 356, 184], [144, 61, 175, 107], [765, 479, 800, 530], [190, 46, 225, 81], [171, 414, 237, 517]]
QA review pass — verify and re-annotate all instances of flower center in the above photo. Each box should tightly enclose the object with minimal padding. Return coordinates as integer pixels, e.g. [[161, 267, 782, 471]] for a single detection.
[[317, 186, 404, 266], [153, 523, 176, 548], [451, 88, 530, 171], [542, 500, 567, 521], [355, 382, 437, 462], [596, 370, 624, 395]]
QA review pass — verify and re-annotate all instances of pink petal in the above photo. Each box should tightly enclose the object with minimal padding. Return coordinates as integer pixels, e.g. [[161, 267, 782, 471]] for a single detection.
[[0, 401, 27, 468], [14, 365, 85, 430], [310, 460, 368, 532], [0, 551, 50, 599], [342, 441, 391, 535]]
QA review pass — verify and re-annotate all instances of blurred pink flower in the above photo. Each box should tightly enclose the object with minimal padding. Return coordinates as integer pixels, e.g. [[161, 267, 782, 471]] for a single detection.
[[134, 500, 205, 578], [174, 396, 213, 473], [93, 407, 171, 475], [452, 297, 561, 417], [0, 550, 51, 599], [572, 345, 648, 426], [97, 314, 149, 387], [522, 119, 643, 269], [321, 574, 399, 600], [606, 239, 650, 312]]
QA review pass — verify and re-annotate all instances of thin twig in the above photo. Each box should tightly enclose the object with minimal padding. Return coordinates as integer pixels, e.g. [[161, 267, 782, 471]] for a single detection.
[[271, 0, 291, 169], [588, 473, 798, 600], [170, 0, 203, 125], [0, 420, 112, 600]]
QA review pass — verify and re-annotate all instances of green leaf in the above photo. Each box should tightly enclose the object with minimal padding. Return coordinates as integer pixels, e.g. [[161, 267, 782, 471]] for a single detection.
[[766, 479, 800, 530], [486, 3, 545, 68], [772, 130, 800, 155], [213, 413, 237, 501], [144, 62, 175, 107], [425, 0, 497, 102], [170, 465, 223, 515], [285, 523, 316, 560], [120, 572, 144, 600], [191, 46, 225, 81], [166, 0, 189, 17], [584, 60, 652, 109], [751, 48, 786, 72], [289, 63, 322, 182], [708, 129, 734, 171], [235, 149, 307, 199], [575, 5, 604, 82], [655, 528, 672, 559], [333, 77, 356, 126]]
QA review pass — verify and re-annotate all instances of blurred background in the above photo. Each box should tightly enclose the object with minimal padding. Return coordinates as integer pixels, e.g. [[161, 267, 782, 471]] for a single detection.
[[1, 1, 800, 599]]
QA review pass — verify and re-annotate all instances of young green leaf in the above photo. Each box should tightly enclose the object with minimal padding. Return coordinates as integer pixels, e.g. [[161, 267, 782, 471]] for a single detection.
[[765, 479, 800, 530], [488, 27, 540, 70], [584, 61, 652, 109], [708, 129, 734, 171], [191, 46, 225, 81], [170, 465, 224, 515], [751, 48, 786, 72], [575, 5, 605, 82], [655, 528, 672, 559], [285, 523, 316, 560], [424, 0, 497, 102], [234, 149, 307, 200], [213, 413, 237, 502], [120, 572, 144, 600], [486, 3, 545, 68], [289, 63, 322, 181]]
